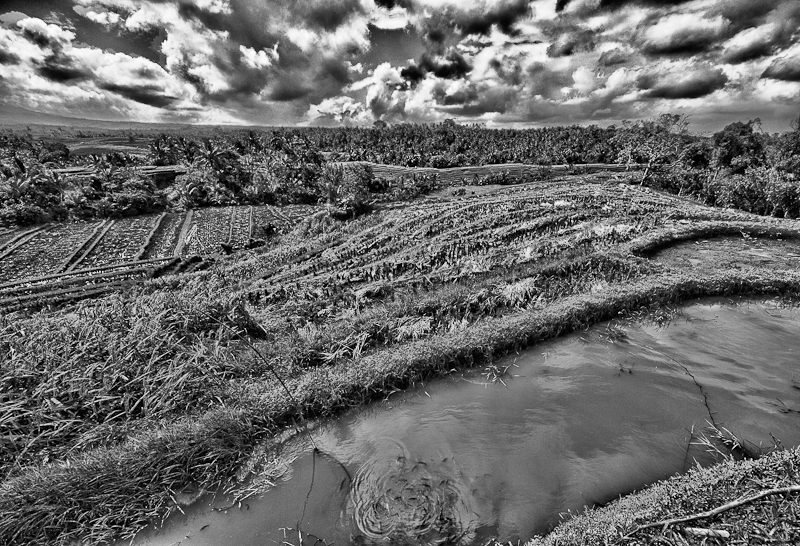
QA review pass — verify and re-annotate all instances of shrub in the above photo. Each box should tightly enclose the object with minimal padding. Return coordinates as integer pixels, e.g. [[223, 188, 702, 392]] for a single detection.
[[0, 203, 50, 227]]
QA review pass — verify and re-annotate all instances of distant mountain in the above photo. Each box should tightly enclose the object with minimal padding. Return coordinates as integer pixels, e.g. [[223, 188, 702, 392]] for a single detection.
[[0, 103, 201, 132], [0, 103, 126, 128]]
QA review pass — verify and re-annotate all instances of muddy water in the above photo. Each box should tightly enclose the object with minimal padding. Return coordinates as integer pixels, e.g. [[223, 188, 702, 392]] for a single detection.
[[134, 298, 800, 546], [652, 235, 800, 270]]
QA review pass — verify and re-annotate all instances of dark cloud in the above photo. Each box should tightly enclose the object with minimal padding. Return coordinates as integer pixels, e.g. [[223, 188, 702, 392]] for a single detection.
[[711, 0, 781, 30], [597, 0, 694, 11], [0, 50, 21, 65], [400, 63, 426, 84], [457, 0, 530, 36], [761, 56, 800, 82], [555, 0, 571, 13], [268, 77, 313, 102], [36, 55, 90, 82], [442, 86, 516, 115], [176, 2, 226, 30], [640, 26, 722, 56], [527, 62, 572, 99], [489, 57, 523, 86], [638, 68, 728, 99], [318, 57, 351, 85], [100, 83, 178, 108], [172, 60, 207, 94], [598, 48, 629, 66], [20, 23, 62, 49], [722, 39, 773, 64], [425, 51, 471, 79], [441, 87, 478, 106], [412, 0, 529, 55], [425, 26, 447, 44], [547, 28, 596, 57], [373, 0, 414, 9], [401, 50, 472, 85], [301, 0, 364, 31], [719, 2, 800, 64], [364, 26, 426, 68]]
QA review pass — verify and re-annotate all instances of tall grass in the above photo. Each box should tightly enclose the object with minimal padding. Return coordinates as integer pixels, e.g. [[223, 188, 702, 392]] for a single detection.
[[0, 279, 255, 472], [3, 266, 800, 545]]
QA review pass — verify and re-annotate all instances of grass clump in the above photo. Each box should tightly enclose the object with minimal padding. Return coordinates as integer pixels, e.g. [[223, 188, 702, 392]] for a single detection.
[[0, 279, 254, 472]]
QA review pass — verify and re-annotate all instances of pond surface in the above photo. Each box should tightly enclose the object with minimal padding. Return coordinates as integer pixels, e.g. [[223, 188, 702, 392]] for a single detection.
[[652, 235, 800, 271], [135, 298, 800, 546]]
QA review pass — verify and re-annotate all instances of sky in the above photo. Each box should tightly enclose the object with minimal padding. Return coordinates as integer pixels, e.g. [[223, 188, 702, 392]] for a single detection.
[[0, 0, 798, 131]]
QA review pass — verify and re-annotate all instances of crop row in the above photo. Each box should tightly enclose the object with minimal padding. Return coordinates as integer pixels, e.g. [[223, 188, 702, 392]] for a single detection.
[[80, 216, 162, 269], [0, 223, 102, 283], [0, 256, 216, 313], [249, 182, 677, 317], [0, 205, 317, 287]]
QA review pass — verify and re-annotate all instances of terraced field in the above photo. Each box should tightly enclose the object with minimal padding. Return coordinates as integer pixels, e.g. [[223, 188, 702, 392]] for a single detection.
[[0, 222, 101, 282], [363, 161, 635, 186], [249, 177, 670, 307], [0, 204, 318, 311], [4, 165, 800, 546]]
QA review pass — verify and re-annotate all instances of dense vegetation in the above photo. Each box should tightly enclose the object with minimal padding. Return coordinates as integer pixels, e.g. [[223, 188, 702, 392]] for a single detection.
[[2, 114, 800, 227], [3, 165, 800, 544]]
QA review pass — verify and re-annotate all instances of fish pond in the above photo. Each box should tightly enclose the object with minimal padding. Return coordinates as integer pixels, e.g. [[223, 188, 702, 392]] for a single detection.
[[134, 297, 800, 546]]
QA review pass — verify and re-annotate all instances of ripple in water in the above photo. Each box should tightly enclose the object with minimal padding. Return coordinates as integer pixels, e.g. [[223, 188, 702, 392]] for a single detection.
[[347, 440, 476, 545]]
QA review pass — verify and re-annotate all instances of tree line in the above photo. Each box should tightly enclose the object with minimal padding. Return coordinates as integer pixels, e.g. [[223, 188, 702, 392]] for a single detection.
[[1, 115, 799, 227]]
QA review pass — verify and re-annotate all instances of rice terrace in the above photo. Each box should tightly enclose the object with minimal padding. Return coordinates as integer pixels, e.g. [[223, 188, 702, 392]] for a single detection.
[[1, 114, 800, 546]]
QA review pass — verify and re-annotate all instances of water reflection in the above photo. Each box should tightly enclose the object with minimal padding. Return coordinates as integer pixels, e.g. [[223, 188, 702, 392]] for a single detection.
[[134, 298, 800, 546]]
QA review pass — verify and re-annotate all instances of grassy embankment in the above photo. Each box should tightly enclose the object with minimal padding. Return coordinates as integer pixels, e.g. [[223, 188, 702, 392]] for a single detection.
[[2, 174, 800, 545]]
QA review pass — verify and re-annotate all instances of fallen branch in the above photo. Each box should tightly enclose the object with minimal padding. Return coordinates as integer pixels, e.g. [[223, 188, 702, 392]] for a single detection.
[[625, 485, 800, 537]]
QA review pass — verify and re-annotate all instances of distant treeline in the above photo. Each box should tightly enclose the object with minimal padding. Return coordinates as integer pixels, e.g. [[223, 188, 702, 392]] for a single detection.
[[1, 114, 799, 227]]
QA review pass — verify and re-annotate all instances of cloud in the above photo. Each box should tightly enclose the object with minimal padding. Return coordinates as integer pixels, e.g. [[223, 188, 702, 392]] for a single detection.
[[401, 49, 472, 84], [546, 27, 596, 57], [456, 0, 530, 36], [2, 0, 800, 129], [308, 95, 369, 124], [638, 64, 728, 99], [0, 14, 220, 122], [239, 44, 278, 69], [596, 0, 694, 11], [639, 13, 729, 56], [761, 54, 800, 82], [721, 25, 777, 64], [72, 6, 121, 26], [373, 0, 414, 10], [299, 0, 365, 32], [99, 83, 178, 107], [711, 0, 782, 30], [598, 47, 629, 66], [0, 50, 20, 65], [17, 17, 75, 49]]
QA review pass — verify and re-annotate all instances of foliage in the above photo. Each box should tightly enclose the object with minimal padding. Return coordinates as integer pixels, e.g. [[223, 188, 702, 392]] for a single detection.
[[712, 119, 766, 174], [3, 114, 800, 227]]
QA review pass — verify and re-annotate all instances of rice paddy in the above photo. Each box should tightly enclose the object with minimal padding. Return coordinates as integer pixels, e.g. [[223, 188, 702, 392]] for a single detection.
[[2, 168, 800, 545]]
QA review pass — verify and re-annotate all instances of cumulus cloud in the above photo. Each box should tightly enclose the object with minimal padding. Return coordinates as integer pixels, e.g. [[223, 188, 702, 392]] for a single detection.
[[762, 54, 800, 82], [638, 64, 729, 99], [0, 0, 798, 128], [639, 13, 730, 56], [239, 44, 278, 69]]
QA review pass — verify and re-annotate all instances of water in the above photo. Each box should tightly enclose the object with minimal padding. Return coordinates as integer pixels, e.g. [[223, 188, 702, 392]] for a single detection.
[[134, 298, 800, 546]]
